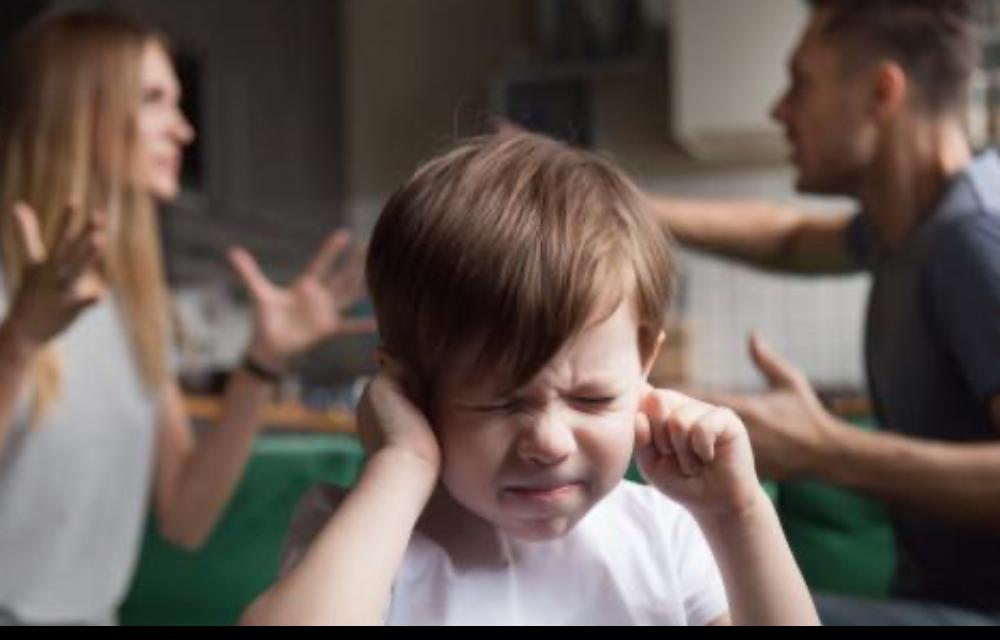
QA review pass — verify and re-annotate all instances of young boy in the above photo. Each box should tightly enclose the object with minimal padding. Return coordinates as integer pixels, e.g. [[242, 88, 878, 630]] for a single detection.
[[242, 131, 818, 626]]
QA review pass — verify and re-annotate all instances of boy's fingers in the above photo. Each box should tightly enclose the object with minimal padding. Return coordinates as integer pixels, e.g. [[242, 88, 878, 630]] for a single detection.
[[634, 411, 651, 449], [690, 417, 721, 464], [668, 401, 714, 476]]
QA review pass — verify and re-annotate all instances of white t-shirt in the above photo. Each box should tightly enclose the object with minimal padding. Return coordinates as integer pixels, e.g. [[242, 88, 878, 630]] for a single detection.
[[0, 260, 159, 625], [282, 480, 728, 626]]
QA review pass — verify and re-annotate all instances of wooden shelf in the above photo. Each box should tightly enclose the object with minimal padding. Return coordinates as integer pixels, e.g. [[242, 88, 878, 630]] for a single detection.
[[183, 394, 356, 434]]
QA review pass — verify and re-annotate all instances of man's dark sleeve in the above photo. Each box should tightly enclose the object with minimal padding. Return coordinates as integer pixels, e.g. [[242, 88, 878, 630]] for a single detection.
[[928, 215, 1000, 403], [842, 212, 873, 269]]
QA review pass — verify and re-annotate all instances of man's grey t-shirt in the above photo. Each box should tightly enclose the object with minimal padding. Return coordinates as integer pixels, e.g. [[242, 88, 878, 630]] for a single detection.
[[0, 284, 159, 625], [845, 150, 1000, 612]]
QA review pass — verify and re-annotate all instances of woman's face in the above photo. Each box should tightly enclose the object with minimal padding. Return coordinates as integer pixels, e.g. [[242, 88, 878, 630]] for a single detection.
[[135, 41, 194, 202]]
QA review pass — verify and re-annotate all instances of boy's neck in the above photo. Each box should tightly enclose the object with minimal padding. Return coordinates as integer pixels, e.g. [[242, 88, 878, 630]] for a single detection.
[[418, 486, 514, 569]]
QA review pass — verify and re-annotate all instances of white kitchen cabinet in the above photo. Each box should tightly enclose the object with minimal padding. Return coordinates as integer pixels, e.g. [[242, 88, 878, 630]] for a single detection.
[[669, 0, 807, 163]]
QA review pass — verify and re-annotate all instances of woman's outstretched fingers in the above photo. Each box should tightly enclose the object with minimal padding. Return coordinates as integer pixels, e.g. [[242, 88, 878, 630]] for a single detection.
[[306, 229, 351, 280], [12, 202, 46, 263], [228, 246, 273, 301]]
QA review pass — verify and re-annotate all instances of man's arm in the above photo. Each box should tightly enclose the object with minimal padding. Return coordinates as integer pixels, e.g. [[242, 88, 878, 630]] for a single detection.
[[714, 335, 1000, 531], [813, 394, 1000, 530], [647, 196, 860, 275]]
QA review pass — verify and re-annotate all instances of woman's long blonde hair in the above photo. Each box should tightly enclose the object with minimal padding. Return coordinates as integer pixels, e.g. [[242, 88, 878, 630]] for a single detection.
[[0, 10, 172, 417]]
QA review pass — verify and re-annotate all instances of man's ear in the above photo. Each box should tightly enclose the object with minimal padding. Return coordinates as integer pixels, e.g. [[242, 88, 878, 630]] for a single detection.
[[642, 330, 666, 381], [871, 60, 908, 122]]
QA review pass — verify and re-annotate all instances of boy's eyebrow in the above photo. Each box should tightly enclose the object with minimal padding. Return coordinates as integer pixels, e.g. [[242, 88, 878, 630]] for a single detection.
[[567, 375, 625, 389], [448, 387, 512, 406], [450, 397, 515, 411]]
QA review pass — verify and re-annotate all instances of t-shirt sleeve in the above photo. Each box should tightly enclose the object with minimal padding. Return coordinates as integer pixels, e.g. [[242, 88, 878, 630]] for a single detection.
[[843, 212, 874, 269], [928, 215, 1000, 404], [670, 507, 729, 626], [278, 483, 345, 578]]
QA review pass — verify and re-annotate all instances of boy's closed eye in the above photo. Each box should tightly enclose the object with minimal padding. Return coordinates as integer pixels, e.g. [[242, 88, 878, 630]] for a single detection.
[[469, 399, 524, 414], [566, 395, 619, 413], [567, 382, 624, 410], [464, 394, 620, 415]]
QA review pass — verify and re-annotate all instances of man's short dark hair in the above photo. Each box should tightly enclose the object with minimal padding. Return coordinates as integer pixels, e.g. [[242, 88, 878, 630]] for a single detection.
[[808, 0, 978, 115]]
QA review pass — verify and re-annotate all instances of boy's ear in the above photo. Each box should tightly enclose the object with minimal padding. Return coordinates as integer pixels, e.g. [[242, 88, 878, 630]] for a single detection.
[[642, 330, 666, 381]]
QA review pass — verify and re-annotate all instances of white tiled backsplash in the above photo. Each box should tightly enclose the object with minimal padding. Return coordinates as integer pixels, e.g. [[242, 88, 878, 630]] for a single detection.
[[680, 249, 869, 390], [643, 164, 871, 391]]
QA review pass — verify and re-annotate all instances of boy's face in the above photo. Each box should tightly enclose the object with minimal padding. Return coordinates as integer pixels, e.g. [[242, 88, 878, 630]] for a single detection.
[[430, 302, 648, 541]]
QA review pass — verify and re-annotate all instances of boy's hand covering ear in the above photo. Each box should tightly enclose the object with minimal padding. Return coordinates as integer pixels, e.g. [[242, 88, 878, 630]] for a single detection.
[[357, 356, 441, 475], [634, 387, 764, 520]]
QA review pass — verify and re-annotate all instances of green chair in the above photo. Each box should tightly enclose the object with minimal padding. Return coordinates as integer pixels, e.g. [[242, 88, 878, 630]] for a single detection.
[[119, 434, 365, 626], [777, 417, 895, 598]]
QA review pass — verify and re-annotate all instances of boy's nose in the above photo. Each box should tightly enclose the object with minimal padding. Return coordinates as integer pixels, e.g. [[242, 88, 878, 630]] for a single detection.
[[516, 413, 578, 466]]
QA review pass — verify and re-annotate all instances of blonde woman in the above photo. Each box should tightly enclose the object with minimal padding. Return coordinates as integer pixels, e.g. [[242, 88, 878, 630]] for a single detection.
[[0, 10, 372, 625]]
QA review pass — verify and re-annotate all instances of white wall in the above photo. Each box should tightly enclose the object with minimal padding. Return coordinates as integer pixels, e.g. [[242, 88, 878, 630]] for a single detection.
[[341, 0, 531, 235]]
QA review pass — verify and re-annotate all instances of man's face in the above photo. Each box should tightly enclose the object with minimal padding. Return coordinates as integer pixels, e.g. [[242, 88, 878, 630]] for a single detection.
[[429, 302, 647, 542], [771, 11, 878, 197]]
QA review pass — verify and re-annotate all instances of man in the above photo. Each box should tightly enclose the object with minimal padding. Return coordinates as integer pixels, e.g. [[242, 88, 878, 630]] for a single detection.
[[651, 0, 1000, 625]]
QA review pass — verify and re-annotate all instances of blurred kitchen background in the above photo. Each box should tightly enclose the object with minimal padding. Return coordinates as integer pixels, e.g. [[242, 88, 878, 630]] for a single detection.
[[6, 0, 1000, 625], [4, 0, 1000, 408]]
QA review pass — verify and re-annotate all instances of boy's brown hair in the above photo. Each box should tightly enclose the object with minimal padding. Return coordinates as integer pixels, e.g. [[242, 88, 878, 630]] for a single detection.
[[366, 130, 675, 395]]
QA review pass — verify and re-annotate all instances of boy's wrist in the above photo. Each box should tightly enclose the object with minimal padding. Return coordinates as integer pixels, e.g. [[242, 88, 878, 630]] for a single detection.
[[365, 447, 440, 493], [689, 486, 775, 532]]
